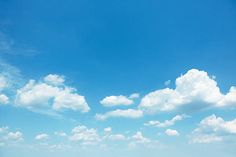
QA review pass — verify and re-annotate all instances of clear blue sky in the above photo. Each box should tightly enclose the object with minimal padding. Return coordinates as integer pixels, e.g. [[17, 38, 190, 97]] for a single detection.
[[0, 0, 236, 157]]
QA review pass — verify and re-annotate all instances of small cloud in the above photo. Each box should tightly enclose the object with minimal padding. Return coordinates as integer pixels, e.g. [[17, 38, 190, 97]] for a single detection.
[[100, 95, 133, 107], [165, 129, 179, 136], [35, 133, 50, 140]]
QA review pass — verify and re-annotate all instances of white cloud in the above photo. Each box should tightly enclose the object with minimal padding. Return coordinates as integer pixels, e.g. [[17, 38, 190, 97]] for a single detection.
[[0, 94, 9, 104], [139, 69, 236, 114], [129, 93, 140, 99], [190, 115, 236, 143], [144, 114, 187, 128], [100, 95, 133, 107], [15, 74, 90, 114], [54, 131, 67, 137], [6, 131, 24, 141], [108, 134, 126, 141], [131, 131, 150, 143], [104, 127, 112, 133], [128, 131, 161, 149], [69, 125, 100, 145], [95, 109, 143, 120], [43, 74, 65, 86], [165, 129, 179, 136], [0, 127, 24, 146], [35, 133, 49, 140]]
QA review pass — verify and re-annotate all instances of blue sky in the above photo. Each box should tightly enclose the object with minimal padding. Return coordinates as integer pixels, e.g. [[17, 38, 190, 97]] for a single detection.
[[1, 0, 236, 157]]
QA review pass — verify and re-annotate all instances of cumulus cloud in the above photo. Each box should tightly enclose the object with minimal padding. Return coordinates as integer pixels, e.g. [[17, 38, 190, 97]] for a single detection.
[[165, 129, 179, 136], [35, 133, 49, 140], [0, 75, 9, 105], [144, 114, 188, 128], [100, 95, 134, 107], [139, 69, 236, 114], [43, 74, 65, 86], [95, 109, 143, 120], [190, 114, 236, 143], [15, 74, 90, 114], [0, 126, 24, 146], [69, 125, 100, 145]]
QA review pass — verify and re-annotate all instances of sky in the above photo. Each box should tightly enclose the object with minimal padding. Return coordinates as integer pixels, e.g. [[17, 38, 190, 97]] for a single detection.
[[0, 0, 236, 157]]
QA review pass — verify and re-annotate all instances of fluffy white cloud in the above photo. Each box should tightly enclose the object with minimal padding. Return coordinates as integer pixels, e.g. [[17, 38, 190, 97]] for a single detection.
[[139, 69, 236, 113], [43, 74, 65, 86], [95, 109, 143, 120], [35, 133, 49, 140], [165, 129, 179, 136], [6, 131, 24, 142], [190, 115, 236, 143], [100, 95, 133, 107], [15, 74, 90, 114], [144, 114, 187, 128], [69, 125, 100, 145]]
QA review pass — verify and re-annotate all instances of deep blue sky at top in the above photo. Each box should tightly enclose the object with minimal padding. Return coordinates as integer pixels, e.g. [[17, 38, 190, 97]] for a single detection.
[[0, 0, 236, 105]]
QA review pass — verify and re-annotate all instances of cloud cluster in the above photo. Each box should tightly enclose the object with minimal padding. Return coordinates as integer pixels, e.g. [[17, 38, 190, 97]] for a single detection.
[[15, 74, 90, 114], [139, 69, 236, 113], [0, 126, 24, 146], [69, 125, 100, 145], [190, 114, 236, 143]]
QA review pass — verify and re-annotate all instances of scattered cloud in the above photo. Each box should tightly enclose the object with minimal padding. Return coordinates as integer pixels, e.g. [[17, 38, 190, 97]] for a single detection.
[[139, 69, 236, 114], [100, 95, 134, 107], [0, 126, 24, 146], [69, 125, 100, 145], [15, 74, 90, 115], [165, 129, 179, 136], [95, 109, 143, 120], [35, 133, 49, 140], [190, 114, 236, 143], [144, 114, 188, 128]]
